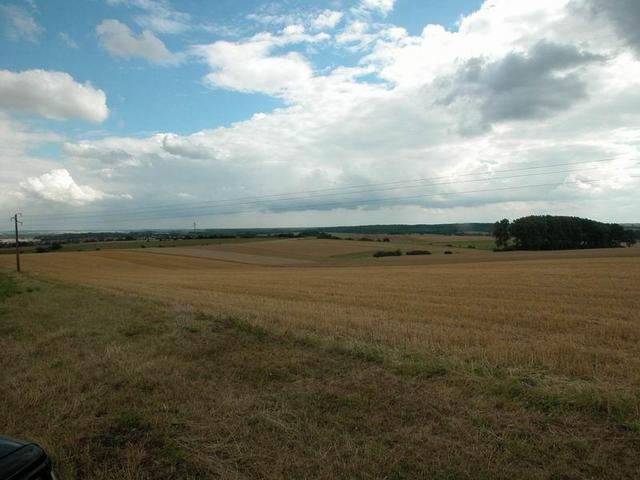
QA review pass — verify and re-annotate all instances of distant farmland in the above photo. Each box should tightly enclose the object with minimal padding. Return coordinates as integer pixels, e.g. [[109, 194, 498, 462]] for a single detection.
[[1, 235, 639, 478]]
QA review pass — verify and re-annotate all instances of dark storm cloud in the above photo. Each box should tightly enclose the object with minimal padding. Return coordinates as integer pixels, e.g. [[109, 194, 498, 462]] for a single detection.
[[586, 0, 640, 56], [438, 41, 604, 130]]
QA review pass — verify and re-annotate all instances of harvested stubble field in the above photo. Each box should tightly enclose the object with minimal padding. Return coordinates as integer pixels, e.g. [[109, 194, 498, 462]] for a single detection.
[[1, 237, 640, 478], [143, 236, 493, 264]]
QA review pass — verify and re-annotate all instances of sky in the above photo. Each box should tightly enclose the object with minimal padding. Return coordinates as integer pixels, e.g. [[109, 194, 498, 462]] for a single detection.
[[0, 0, 639, 231]]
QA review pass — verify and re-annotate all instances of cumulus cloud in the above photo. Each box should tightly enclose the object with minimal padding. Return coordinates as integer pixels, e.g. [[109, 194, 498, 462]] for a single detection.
[[96, 19, 179, 64], [199, 45, 312, 98], [362, 1, 586, 88], [7, 0, 640, 227], [57, 1, 640, 225], [192, 27, 329, 99], [312, 10, 344, 30], [0, 116, 129, 214], [20, 169, 105, 206], [438, 41, 605, 132], [0, 3, 42, 43], [0, 114, 64, 210], [0, 69, 109, 122]]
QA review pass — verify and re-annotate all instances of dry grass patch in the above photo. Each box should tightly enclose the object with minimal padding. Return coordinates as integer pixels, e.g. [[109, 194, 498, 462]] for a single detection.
[[1, 272, 640, 478]]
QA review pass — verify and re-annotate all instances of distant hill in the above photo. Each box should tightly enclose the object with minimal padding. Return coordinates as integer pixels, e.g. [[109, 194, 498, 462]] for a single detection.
[[315, 223, 493, 235]]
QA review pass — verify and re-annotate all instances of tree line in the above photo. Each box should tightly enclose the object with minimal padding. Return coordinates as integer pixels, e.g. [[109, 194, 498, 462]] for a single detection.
[[493, 215, 637, 250], [316, 223, 494, 235]]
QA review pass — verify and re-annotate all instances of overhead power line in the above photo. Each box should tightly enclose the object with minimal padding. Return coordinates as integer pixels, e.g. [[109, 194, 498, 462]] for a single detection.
[[20, 174, 640, 229], [20, 156, 629, 219], [21, 157, 636, 222]]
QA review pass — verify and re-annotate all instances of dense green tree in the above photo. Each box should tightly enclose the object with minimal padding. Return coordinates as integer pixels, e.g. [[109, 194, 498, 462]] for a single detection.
[[504, 215, 634, 251], [493, 219, 511, 249], [623, 229, 637, 246]]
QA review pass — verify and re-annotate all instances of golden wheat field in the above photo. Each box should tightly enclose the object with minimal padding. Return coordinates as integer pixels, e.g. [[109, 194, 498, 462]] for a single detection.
[[2, 237, 640, 478], [2, 238, 639, 384]]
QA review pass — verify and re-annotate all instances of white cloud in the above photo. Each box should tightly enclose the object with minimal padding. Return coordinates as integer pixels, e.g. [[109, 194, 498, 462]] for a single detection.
[[63, 143, 138, 167], [162, 133, 230, 161], [192, 28, 329, 100], [0, 69, 109, 122], [336, 20, 369, 47], [64, 135, 167, 170], [0, 114, 63, 210], [247, 12, 302, 27], [59, 32, 79, 49], [0, 113, 60, 157], [0, 116, 129, 214], [20, 169, 105, 206], [358, 1, 616, 90], [247, 7, 344, 32], [105, 0, 191, 34], [0, 3, 42, 43], [6, 0, 640, 227], [201, 43, 312, 98], [96, 19, 180, 65], [312, 10, 344, 30], [358, 0, 396, 16]]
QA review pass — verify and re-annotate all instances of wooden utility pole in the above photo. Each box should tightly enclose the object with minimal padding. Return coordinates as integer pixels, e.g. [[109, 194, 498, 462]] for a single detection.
[[11, 213, 22, 272]]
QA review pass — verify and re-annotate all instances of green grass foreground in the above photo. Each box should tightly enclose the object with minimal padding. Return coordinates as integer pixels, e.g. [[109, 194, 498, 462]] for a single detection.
[[0, 272, 638, 479]]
